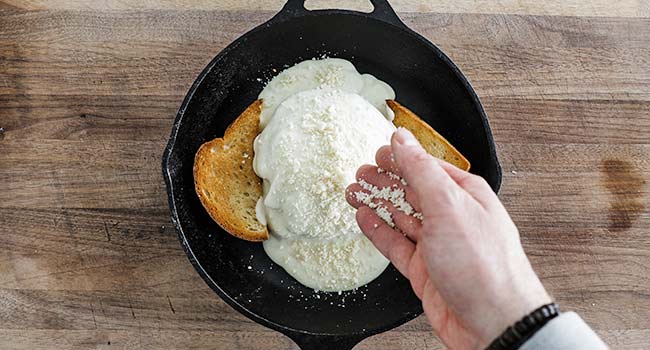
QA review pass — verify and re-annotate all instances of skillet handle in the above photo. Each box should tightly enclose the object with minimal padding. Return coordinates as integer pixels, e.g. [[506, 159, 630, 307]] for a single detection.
[[369, 0, 407, 28], [276, 0, 407, 28], [277, 0, 309, 17], [287, 333, 365, 350]]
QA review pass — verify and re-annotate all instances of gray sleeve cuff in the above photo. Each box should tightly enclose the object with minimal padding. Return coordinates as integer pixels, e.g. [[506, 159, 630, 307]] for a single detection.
[[519, 312, 608, 350]]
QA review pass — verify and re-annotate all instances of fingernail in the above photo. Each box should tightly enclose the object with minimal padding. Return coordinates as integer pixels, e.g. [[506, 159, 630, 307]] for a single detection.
[[394, 127, 419, 146]]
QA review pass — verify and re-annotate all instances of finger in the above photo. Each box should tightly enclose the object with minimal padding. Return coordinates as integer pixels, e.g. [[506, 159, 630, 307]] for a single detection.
[[381, 200, 423, 241], [434, 157, 474, 185], [407, 246, 430, 299], [345, 183, 366, 208], [379, 143, 465, 188], [354, 164, 421, 212], [356, 206, 415, 277], [355, 164, 376, 182], [381, 132, 495, 209], [434, 158, 498, 209], [356, 164, 404, 189], [375, 145, 402, 177], [421, 278, 452, 337], [391, 128, 464, 212], [348, 183, 422, 240]]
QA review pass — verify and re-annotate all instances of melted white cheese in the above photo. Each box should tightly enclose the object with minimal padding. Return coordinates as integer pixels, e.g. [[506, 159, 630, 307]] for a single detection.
[[253, 58, 395, 291], [259, 58, 395, 129]]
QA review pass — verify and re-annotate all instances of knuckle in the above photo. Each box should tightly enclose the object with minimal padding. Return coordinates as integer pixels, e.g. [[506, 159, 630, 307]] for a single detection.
[[438, 187, 463, 206], [404, 151, 435, 173], [412, 151, 433, 163], [465, 174, 490, 189]]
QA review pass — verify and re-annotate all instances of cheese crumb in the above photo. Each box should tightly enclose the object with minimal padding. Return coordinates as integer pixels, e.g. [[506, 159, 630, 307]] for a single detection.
[[353, 177, 422, 227], [376, 167, 407, 185], [386, 171, 408, 186], [375, 206, 394, 227]]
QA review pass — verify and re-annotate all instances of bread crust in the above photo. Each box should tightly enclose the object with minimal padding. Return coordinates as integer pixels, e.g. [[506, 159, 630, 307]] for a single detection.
[[193, 99, 269, 242]]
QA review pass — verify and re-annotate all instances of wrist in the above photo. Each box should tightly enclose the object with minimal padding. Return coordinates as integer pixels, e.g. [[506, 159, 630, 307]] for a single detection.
[[480, 272, 552, 347]]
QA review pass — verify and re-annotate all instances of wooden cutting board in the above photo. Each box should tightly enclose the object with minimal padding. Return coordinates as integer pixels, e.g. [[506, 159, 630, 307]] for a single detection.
[[0, 1, 649, 349]]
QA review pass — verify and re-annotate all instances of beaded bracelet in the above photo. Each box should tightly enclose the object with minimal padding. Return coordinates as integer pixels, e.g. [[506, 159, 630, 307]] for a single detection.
[[486, 303, 560, 350]]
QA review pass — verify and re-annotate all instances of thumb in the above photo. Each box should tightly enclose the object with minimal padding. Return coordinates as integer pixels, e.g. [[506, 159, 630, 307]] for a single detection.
[[391, 128, 462, 209]]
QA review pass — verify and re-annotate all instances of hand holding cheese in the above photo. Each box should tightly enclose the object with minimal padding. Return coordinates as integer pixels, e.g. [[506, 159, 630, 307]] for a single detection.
[[346, 128, 551, 350]]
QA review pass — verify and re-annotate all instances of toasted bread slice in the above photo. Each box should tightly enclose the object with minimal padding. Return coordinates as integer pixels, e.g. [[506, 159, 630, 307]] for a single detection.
[[195, 99, 470, 242], [193, 100, 269, 242], [388, 100, 470, 171]]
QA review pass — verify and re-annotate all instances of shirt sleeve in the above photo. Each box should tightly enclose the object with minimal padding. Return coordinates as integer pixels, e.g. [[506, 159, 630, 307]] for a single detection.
[[519, 312, 608, 350]]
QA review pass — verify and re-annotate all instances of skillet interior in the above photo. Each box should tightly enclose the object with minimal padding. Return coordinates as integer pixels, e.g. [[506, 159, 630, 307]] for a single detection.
[[163, 10, 500, 338]]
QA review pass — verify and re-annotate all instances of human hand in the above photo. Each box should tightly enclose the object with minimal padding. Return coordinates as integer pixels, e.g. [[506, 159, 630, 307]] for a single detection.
[[345, 128, 551, 350]]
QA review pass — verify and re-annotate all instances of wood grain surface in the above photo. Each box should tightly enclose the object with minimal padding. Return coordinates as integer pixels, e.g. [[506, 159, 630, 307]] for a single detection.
[[1, 1, 649, 349]]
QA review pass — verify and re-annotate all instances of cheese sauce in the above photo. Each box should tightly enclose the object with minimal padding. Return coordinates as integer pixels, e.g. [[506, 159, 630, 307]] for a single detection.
[[253, 58, 395, 291]]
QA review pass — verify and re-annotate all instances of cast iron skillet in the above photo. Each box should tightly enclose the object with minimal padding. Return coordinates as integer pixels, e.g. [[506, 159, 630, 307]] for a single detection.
[[162, 0, 502, 348]]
